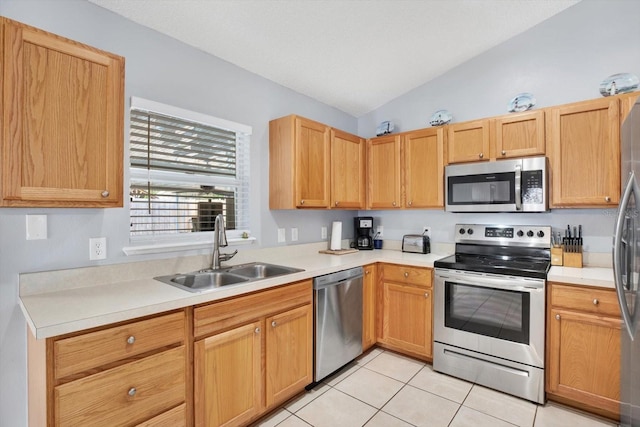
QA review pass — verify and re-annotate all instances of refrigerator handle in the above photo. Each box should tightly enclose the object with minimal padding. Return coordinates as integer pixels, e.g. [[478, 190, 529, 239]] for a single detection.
[[614, 171, 637, 340]]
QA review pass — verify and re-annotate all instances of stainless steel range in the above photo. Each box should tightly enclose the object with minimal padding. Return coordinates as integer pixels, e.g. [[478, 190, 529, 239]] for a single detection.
[[433, 224, 551, 404]]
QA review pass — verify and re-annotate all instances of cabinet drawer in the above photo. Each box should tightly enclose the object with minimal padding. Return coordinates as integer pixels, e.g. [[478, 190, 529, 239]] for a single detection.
[[54, 311, 185, 379], [55, 346, 185, 427], [550, 283, 620, 317], [194, 280, 312, 338], [380, 264, 432, 287], [135, 403, 186, 427]]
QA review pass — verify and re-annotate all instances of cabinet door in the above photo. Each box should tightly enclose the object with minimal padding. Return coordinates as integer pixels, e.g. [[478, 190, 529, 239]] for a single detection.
[[1, 18, 124, 207], [295, 117, 330, 208], [265, 304, 313, 408], [362, 264, 377, 350], [547, 308, 620, 416], [403, 128, 445, 208], [494, 110, 545, 159], [367, 135, 401, 209], [381, 282, 432, 357], [194, 321, 263, 427], [331, 129, 366, 209], [547, 98, 620, 207], [446, 119, 490, 164]]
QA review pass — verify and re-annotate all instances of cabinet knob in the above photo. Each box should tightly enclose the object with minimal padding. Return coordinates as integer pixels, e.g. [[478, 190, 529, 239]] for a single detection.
[[365, 270, 370, 275], [300, 200, 305, 205], [605, 196, 611, 202], [501, 150, 506, 156], [255, 327, 261, 334], [101, 190, 109, 198], [271, 321, 277, 327], [555, 314, 561, 320], [593, 298, 599, 305], [335, 201, 339, 206], [404, 272, 409, 278], [128, 387, 137, 397], [479, 153, 484, 159], [408, 201, 412, 207], [392, 201, 396, 207], [424, 292, 429, 298], [126, 336, 135, 345]]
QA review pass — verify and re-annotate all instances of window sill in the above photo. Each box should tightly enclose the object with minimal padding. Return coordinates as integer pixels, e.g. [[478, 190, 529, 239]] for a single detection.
[[123, 236, 256, 256]]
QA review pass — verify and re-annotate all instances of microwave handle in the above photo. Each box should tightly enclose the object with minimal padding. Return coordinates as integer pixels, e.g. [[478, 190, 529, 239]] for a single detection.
[[515, 164, 522, 211]]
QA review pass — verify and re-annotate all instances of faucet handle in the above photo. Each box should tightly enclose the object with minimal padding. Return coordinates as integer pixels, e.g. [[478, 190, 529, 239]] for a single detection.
[[219, 250, 238, 262]]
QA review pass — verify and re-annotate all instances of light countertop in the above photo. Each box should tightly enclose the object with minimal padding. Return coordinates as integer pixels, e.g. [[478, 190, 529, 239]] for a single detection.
[[19, 243, 615, 340]]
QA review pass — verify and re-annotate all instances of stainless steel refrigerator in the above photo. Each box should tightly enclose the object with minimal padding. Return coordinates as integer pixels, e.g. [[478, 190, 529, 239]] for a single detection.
[[614, 95, 640, 427]]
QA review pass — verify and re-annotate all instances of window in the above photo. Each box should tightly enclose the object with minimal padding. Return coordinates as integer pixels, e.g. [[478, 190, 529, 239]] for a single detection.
[[128, 97, 251, 246]]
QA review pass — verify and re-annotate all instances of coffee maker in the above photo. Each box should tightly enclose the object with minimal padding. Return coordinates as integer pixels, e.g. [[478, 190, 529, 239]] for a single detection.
[[354, 216, 374, 250]]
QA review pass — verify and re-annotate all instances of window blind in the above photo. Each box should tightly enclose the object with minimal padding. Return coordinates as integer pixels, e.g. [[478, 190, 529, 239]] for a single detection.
[[129, 98, 251, 238]]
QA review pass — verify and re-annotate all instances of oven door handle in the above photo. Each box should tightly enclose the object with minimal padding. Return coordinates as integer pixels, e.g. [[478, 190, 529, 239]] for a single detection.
[[435, 271, 543, 292], [514, 164, 522, 211]]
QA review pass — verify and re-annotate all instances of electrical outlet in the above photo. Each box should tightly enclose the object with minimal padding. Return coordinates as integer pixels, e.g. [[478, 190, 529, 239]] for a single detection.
[[321, 226, 327, 239], [277, 228, 286, 243], [89, 237, 107, 260], [291, 227, 298, 242], [376, 225, 383, 238], [422, 226, 431, 238]]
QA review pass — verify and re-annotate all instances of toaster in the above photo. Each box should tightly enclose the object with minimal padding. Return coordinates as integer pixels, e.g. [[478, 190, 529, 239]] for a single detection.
[[402, 234, 430, 254]]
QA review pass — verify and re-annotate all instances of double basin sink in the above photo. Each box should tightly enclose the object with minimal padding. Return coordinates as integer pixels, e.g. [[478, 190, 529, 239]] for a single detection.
[[154, 262, 304, 292]]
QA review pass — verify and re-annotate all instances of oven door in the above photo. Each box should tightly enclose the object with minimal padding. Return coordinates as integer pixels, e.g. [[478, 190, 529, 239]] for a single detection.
[[434, 268, 545, 369]]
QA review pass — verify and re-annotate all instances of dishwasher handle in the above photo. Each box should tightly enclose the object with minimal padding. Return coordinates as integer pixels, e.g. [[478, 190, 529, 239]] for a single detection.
[[313, 266, 363, 290]]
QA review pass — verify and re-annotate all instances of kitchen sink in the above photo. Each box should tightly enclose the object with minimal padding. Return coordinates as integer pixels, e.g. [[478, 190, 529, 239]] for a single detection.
[[154, 262, 304, 292]]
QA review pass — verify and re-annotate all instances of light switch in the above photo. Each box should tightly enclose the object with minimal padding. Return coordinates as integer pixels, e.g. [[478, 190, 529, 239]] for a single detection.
[[26, 215, 47, 240]]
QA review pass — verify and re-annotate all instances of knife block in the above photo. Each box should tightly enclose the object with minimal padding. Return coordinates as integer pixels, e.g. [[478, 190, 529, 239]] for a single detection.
[[563, 251, 583, 268], [551, 247, 563, 266]]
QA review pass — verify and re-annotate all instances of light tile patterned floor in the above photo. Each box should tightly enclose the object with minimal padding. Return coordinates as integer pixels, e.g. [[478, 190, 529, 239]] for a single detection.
[[253, 348, 619, 427]]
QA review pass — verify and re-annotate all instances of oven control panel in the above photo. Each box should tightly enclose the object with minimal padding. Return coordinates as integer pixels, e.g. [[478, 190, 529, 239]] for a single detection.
[[455, 224, 551, 248]]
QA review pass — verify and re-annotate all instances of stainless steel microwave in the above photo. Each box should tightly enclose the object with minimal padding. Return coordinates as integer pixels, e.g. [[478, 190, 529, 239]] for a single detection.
[[445, 156, 548, 212]]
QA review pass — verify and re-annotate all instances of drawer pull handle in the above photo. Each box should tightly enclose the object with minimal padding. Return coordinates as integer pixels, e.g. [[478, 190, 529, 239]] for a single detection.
[[593, 298, 599, 305], [300, 200, 305, 205], [404, 272, 409, 278], [424, 292, 429, 298], [365, 270, 370, 275], [335, 201, 339, 206], [271, 321, 277, 327], [605, 196, 611, 202], [392, 201, 396, 207], [255, 327, 261, 334], [479, 153, 484, 159], [101, 190, 110, 198], [128, 387, 137, 397], [501, 150, 506, 156], [126, 336, 135, 345], [555, 314, 561, 320]]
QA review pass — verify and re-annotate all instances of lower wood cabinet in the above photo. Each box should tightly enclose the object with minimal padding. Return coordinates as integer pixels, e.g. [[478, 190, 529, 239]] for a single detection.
[[193, 280, 313, 427], [362, 263, 377, 351], [27, 310, 189, 427], [547, 282, 621, 420], [377, 263, 432, 359]]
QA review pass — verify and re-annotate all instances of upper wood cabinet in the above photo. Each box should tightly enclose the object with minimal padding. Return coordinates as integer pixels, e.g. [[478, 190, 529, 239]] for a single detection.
[[367, 134, 402, 209], [547, 98, 620, 207], [446, 119, 490, 164], [493, 110, 545, 159], [1, 17, 124, 207], [331, 129, 366, 209], [402, 127, 445, 208]]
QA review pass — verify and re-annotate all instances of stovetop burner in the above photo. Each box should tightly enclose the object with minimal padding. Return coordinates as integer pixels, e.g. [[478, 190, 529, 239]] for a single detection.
[[434, 224, 552, 279]]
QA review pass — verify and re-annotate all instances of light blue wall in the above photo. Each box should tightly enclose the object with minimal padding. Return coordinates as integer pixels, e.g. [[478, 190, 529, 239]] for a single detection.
[[357, 0, 640, 254], [0, 0, 638, 425]]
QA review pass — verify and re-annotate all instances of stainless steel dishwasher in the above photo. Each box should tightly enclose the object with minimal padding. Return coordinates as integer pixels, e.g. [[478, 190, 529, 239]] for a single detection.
[[313, 266, 363, 382]]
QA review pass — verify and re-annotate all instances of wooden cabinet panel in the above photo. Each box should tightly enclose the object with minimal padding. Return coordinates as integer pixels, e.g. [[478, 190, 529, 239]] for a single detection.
[[265, 305, 313, 408], [362, 264, 377, 351], [295, 117, 330, 207], [403, 127, 445, 208], [547, 98, 620, 207], [380, 264, 432, 287], [381, 282, 432, 357], [367, 135, 401, 209], [55, 346, 185, 427], [1, 17, 124, 207], [446, 119, 490, 164], [194, 321, 263, 427], [547, 308, 621, 416], [550, 283, 620, 317], [331, 129, 366, 209], [134, 403, 186, 427], [54, 311, 185, 379], [494, 110, 545, 159]]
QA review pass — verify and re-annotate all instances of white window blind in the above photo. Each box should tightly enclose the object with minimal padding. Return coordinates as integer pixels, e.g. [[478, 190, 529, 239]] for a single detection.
[[129, 97, 251, 240]]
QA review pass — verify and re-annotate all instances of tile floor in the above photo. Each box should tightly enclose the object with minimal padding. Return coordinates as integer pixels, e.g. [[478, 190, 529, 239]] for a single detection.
[[253, 348, 619, 427]]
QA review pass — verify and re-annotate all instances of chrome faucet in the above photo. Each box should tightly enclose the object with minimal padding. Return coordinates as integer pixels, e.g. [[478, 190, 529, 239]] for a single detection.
[[211, 214, 237, 270]]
